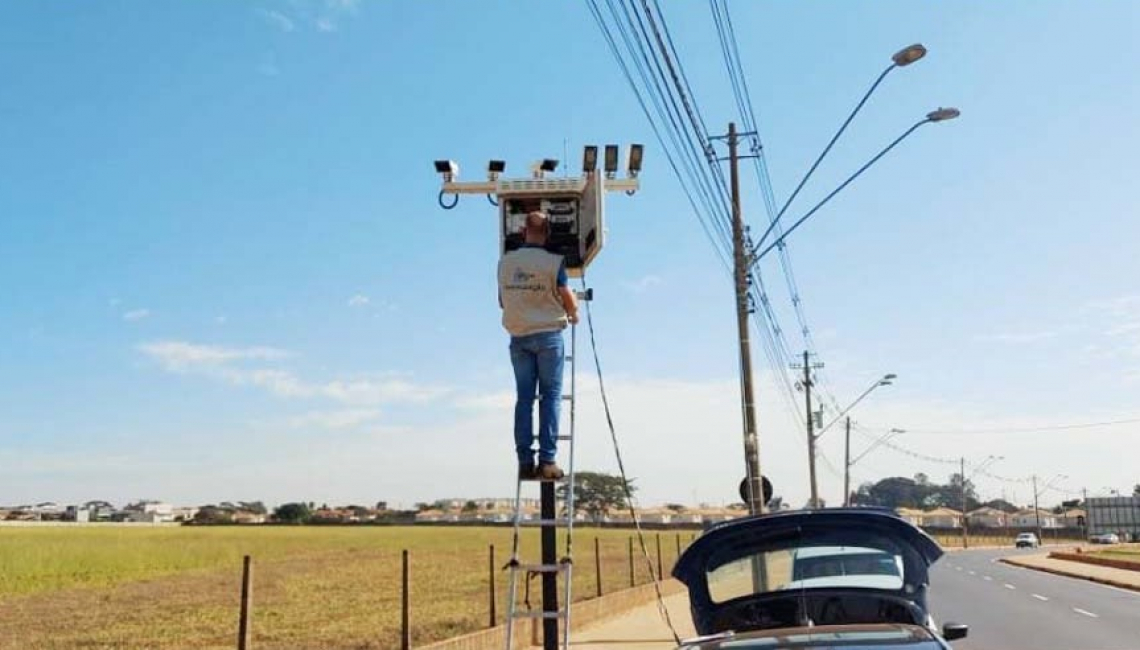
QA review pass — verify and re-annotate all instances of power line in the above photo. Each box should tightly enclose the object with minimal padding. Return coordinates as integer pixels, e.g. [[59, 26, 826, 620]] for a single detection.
[[905, 416, 1140, 435]]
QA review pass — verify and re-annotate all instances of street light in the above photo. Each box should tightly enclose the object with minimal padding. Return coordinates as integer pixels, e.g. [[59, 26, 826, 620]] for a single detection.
[[845, 427, 906, 506], [751, 107, 961, 263], [817, 373, 896, 437], [960, 455, 1003, 548], [809, 373, 895, 508], [1033, 474, 1069, 541], [752, 43, 929, 256]]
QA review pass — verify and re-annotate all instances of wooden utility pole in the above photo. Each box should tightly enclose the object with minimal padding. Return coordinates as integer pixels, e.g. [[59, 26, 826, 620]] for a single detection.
[[961, 457, 969, 549], [843, 417, 852, 506], [792, 351, 823, 507], [728, 122, 766, 516]]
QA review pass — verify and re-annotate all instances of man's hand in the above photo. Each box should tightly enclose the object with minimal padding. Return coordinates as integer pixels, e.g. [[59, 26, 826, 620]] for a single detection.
[[568, 312, 580, 325]]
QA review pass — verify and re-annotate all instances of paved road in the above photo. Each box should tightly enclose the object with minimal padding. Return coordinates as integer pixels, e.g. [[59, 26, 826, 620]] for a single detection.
[[931, 548, 1140, 650]]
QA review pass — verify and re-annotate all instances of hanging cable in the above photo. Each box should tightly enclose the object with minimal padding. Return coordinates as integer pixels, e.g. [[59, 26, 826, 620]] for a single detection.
[[579, 276, 682, 643]]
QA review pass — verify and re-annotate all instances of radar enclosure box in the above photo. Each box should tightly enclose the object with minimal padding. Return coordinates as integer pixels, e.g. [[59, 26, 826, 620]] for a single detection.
[[499, 174, 605, 278]]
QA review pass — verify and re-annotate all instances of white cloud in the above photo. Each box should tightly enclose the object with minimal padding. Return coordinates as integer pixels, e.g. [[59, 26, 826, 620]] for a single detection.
[[138, 341, 289, 371], [976, 331, 1058, 344], [214, 315, 228, 325], [122, 309, 150, 321], [347, 294, 370, 307], [257, 8, 296, 32], [257, 52, 280, 77], [286, 408, 381, 430], [622, 274, 663, 293], [138, 340, 447, 406], [315, 17, 336, 32]]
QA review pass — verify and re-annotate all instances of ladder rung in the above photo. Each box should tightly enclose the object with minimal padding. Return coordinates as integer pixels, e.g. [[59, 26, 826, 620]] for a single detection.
[[561, 395, 573, 401], [512, 562, 570, 573], [521, 518, 572, 527], [513, 610, 569, 620], [556, 434, 573, 441], [565, 355, 573, 362]]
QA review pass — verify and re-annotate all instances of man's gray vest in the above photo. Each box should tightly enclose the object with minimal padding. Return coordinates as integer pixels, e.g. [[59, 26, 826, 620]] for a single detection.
[[498, 247, 567, 337]]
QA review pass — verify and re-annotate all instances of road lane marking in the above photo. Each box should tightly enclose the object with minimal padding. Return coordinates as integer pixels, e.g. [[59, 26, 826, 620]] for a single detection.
[[1032, 594, 1049, 601], [983, 576, 993, 581], [955, 566, 962, 571], [1003, 583, 1016, 590], [968, 570, 976, 575], [1073, 608, 1098, 618]]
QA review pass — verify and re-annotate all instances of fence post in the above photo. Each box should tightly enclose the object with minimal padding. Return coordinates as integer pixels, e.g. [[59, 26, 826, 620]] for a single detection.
[[237, 555, 252, 650], [489, 544, 496, 628], [402, 549, 411, 650], [675, 533, 681, 564], [655, 533, 663, 581], [628, 536, 635, 588], [594, 537, 602, 597]]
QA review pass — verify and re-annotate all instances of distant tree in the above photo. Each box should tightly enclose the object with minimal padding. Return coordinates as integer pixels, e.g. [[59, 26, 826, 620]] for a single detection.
[[414, 502, 431, 512], [274, 502, 312, 524], [557, 471, 635, 522], [768, 496, 784, 511], [462, 500, 479, 513], [664, 503, 686, 513], [375, 501, 389, 511], [1133, 484, 1140, 497], [240, 501, 268, 515], [914, 473, 930, 486], [193, 505, 233, 525], [431, 500, 451, 512], [1061, 498, 1081, 509], [983, 498, 1019, 513]]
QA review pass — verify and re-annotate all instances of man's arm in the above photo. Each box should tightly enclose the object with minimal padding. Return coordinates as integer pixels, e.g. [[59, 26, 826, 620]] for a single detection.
[[558, 285, 579, 325], [555, 261, 579, 325]]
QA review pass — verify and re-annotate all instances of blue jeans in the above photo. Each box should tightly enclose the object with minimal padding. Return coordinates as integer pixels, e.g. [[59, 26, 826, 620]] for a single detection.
[[509, 330, 565, 465]]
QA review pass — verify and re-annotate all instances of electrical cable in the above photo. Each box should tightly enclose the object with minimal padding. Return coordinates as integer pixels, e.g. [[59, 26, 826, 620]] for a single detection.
[[579, 276, 682, 644]]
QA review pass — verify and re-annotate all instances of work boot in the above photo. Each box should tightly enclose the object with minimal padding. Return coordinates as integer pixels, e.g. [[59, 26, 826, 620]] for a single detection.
[[518, 463, 537, 480], [537, 461, 564, 480]]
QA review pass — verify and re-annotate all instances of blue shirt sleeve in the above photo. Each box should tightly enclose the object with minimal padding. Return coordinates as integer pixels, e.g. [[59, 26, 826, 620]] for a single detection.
[[557, 261, 568, 287]]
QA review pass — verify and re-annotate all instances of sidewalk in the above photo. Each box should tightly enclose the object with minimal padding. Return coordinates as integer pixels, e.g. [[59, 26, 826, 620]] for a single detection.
[[567, 589, 696, 649], [1001, 550, 1140, 591]]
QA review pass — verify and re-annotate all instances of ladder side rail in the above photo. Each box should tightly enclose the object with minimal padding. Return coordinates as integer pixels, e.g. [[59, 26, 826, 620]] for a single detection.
[[561, 321, 578, 650]]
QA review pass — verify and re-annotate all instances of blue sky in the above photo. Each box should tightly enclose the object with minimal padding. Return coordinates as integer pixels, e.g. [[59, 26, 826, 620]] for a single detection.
[[3, 1, 1139, 509]]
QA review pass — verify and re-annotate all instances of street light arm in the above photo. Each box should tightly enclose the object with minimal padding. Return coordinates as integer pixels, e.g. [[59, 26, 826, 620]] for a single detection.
[[751, 118, 931, 265], [816, 377, 891, 439], [753, 64, 896, 252], [850, 429, 902, 465]]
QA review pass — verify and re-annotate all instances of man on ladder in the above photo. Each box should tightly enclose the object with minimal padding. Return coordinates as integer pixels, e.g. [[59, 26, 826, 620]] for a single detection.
[[498, 210, 579, 481]]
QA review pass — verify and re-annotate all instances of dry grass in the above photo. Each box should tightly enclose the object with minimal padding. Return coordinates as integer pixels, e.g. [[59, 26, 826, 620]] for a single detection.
[[0, 526, 695, 649]]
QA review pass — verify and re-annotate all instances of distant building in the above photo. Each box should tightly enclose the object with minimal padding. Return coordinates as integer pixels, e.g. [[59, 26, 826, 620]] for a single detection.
[[966, 507, 1010, 528], [124, 501, 175, 523], [1010, 509, 1060, 529], [1086, 496, 1140, 540]]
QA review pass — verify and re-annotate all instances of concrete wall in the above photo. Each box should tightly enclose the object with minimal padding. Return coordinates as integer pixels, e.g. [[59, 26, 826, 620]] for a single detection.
[[418, 580, 687, 650]]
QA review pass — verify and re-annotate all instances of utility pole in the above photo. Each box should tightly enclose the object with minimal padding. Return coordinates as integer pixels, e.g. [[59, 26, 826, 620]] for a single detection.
[[1082, 487, 1089, 539], [791, 350, 824, 508], [1032, 474, 1041, 541], [843, 417, 851, 507], [960, 457, 968, 549], [728, 122, 765, 516]]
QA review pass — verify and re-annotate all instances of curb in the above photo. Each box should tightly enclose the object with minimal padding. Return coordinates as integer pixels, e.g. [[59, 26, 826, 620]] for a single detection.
[[998, 557, 1140, 593]]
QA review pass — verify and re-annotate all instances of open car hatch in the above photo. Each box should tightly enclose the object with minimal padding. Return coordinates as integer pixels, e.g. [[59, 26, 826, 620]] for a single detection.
[[672, 508, 944, 636]]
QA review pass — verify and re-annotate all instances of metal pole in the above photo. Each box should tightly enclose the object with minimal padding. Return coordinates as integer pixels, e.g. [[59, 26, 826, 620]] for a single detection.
[[540, 484, 557, 650], [628, 536, 634, 588], [401, 550, 410, 650], [803, 351, 819, 508], [488, 544, 496, 628], [594, 537, 602, 598], [655, 533, 663, 581], [843, 418, 851, 506], [1033, 475, 1042, 541], [728, 122, 765, 517], [961, 457, 969, 549], [238, 555, 252, 650]]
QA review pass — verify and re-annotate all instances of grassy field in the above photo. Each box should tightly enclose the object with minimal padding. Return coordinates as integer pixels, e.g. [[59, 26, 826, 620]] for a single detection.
[[1090, 544, 1140, 566], [0, 525, 694, 649]]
